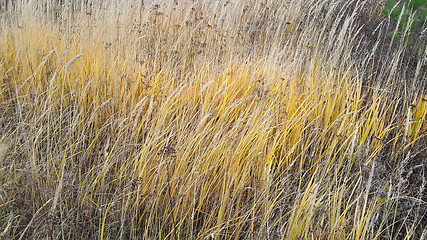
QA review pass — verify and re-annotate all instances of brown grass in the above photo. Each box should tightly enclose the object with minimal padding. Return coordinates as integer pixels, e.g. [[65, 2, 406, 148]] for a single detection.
[[0, 0, 426, 239]]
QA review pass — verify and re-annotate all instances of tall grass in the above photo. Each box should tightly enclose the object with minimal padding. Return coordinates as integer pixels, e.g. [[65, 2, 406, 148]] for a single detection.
[[0, 0, 426, 239]]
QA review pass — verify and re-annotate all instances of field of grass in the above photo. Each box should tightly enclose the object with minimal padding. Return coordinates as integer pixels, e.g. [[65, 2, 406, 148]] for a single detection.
[[0, 0, 426, 239]]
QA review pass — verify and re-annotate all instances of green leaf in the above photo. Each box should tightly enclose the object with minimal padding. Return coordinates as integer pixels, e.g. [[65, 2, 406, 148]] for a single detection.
[[410, 0, 427, 10], [385, 0, 397, 11]]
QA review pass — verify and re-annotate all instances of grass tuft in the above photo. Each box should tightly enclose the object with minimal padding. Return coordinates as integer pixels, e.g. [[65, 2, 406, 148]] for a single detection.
[[0, 0, 426, 239]]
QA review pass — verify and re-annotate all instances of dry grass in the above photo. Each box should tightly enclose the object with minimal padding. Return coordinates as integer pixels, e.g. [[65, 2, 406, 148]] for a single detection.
[[0, 0, 426, 239]]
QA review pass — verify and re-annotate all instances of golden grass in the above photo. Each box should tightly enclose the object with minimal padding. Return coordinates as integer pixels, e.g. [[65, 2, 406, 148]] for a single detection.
[[0, 0, 426, 239]]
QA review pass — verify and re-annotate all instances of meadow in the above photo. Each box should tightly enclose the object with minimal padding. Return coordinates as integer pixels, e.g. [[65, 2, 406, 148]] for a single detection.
[[0, 0, 426, 239]]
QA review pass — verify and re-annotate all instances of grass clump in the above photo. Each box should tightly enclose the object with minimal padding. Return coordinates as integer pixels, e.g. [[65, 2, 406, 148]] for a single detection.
[[382, 0, 427, 33], [382, 0, 427, 58], [0, 0, 426, 239]]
